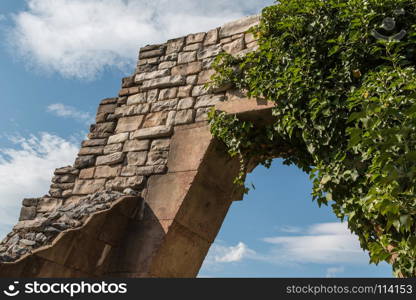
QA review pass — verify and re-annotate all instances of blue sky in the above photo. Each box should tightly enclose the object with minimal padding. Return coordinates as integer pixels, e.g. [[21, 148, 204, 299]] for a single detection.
[[0, 0, 392, 277]]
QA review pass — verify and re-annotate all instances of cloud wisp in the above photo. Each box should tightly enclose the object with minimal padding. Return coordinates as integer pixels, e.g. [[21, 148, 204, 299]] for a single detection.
[[47, 103, 94, 124], [7, 0, 273, 79], [0, 133, 79, 238]]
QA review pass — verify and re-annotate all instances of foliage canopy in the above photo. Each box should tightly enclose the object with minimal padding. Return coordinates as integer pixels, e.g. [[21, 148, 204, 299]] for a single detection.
[[209, 0, 416, 277]]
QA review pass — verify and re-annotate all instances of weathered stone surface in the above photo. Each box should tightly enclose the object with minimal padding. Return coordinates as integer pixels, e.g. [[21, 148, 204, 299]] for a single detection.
[[103, 143, 123, 155], [126, 93, 147, 105], [147, 90, 159, 102], [81, 139, 107, 147], [79, 168, 95, 179], [219, 15, 260, 38], [195, 108, 210, 122], [134, 69, 170, 83], [123, 140, 150, 152], [54, 166, 77, 175], [183, 43, 202, 52], [192, 85, 209, 97], [105, 176, 145, 191], [204, 28, 219, 45], [73, 179, 106, 195], [197, 44, 222, 60], [171, 62, 202, 76], [177, 97, 194, 110], [158, 88, 178, 100], [94, 165, 120, 178], [52, 174, 76, 184], [195, 94, 225, 108], [107, 133, 129, 144], [159, 61, 176, 69], [131, 126, 173, 140], [147, 151, 168, 165], [178, 51, 197, 64], [78, 146, 103, 156], [98, 104, 117, 114], [141, 76, 186, 90], [127, 152, 148, 166], [74, 156, 96, 169], [19, 206, 37, 221], [143, 112, 168, 128], [151, 139, 170, 151], [174, 110, 195, 125], [96, 152, 125, 166], [186, 75, 198, 85], [222, 38, 245, 55], [115, 116, 144, 133], [49, 188, 62, 198], [37, 198, 63, 213], [139, 48, 165, 59], [186, 32, 206, 44], [177, 86, 192, 98], [166, 37, 185, 55], [197, 69, 216, 84], [90, 122, 116, 135], [151, 99, 178, 112], [136, 165, 167, 175]]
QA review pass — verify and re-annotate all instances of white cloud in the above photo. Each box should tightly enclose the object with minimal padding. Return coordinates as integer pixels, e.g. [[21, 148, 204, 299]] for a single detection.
[[326, 266, 345, 278], [0, 14, 6, 22], [0, 133, 79, 238], [47, 103, 94, 124], [262, 222, 368, 265], [8, 0, 273, 79], [214, 242, 256, 263], [276, 225, 302, 233]]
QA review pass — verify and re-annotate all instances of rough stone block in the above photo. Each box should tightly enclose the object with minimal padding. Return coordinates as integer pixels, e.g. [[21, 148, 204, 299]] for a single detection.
[[192, 85, 209, 97], [204, 28, 219, 45], [219, 15, 260, 38], [186, 75, 198, 85], [108, 132, 129, 144], [195, 108, 210, 122], [141, 76, 186, 90], [143, 111, 168, 128], [151, 139, 170, 151], [158, 88, 178, 100], [37, 198, 63, 213], [147, 151, 169, 165], [115, 116, 144, 133], [186, 32, 206, 44], [177, 86, 192, 98], [105, 176, 145, 191], [94, 165, 120, 178], [73, 179, 106, 195], [197, 44, 222, 60], [177, 97, 194, 110], [123, 140, 150, 152], [139, 48, 165, 59], [166, 37, 185, 55], [136, 165, 167, 175], [174, 109, 195, 125], [159, 61, 176, 69], [134, 69, 170, 83], [126, 93, 147, 105], [78, 146, 103, 156], [147, 89, 159, 102], [197, 69, 216, 84], [171, 62, 202, 76], [183, 43, 202, 51], [178, 51, 197, 64], [96, 152, 125, 166], [98, 103, 117, 114], [222, 38, 245, 55], [79, 167, 95, 179], [195, 94, 225, 108], [81, 139, 107, 147], [19, 206, 37, 221], [74, 155, 96, 169], [151, 99, 178, 112], [103, 143, 123, 154], [131, 126, 173, 140], [127, 151, 148, 166]]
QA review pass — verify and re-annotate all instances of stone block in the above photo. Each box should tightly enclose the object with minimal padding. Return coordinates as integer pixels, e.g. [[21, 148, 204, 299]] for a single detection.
[[73, 179, 106, 195], [186, 32, 206, 44], [105, 176, 145, 191], [197, 69, 216, 84], [222, 38, 245, 55], [49, 188, 62, 197], [22, 198, 39, 207], [123, 140, 150, 152], [158, 88, 178, 100], [95, 165, 121, 178], [141, 76, 186, 90], [115, 116, 144, 133], [177, 97, 194, 110], [139, 48, 165, 59], [171, 62, 202, 76], [195, 94, 225, 108], [136, 165, 167, 175], [151, 99, 178, 112], [174, 109, 195, 125], [192, 85, 209, 97], [143, 111, 168, 128], [177, 86, 192, 98], [131, 126, 173, 140], [186, 75, 198, 85], [166, 37, 185, 55], [98, 103, 117, 114], [19, 206, 37, 221], [127, 151, 148, 166], [103, 143, 123, 154], [178, 51, 197, 64], [197, 44, 222, 60], [151, 139, 170, 151], [37, 197, 63, 213], [204, 28, 219, 45], [134, 69, 170, 83], [126, 93, 147, 105], [79, 167, 95, 179], [96, 152, 125, 166], [81, 139, 107, 147], [219, 15, 260, 38], [147, 89, 159, 102], [107, 132, 129, 144], [78, 146, 103, 156], [54, 166, 77, 175], [195, 108, 210, 122], [159, 61, 176, 69], [147, 151, 169, 165]]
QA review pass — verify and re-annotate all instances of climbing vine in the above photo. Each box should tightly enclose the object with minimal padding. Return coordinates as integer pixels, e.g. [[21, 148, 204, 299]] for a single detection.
[[208, 0, 416, 277]]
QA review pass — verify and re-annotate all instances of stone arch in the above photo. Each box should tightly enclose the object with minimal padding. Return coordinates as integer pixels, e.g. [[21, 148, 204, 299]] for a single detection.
[[0, 15, 279, 278]]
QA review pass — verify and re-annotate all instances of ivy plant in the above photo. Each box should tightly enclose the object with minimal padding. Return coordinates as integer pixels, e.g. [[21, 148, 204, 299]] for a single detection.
[[208, 0, 416, 277]]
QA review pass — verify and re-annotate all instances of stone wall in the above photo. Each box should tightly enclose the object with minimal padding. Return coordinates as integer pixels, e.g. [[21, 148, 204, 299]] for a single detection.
[[0, 15, 268, 277]]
